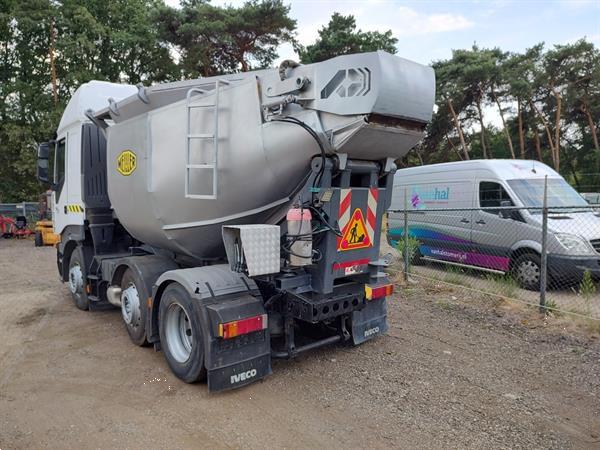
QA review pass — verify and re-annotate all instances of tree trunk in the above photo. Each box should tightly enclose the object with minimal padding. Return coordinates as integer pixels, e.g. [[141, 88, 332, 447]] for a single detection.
[[240, 52, 249, 72], [553, 90, 561, 171], [581, 101, 600, 152], [534, 129, 542, 161], [447, 99, 469, 160], [446, 133, 463, 160], [49, 19, 58, 106], [517, 99, 525, 159], [415, 149, 424, 165], [530, 100, 557, 169], [475, 99, 488, 158], [492, 88, 515, 158]]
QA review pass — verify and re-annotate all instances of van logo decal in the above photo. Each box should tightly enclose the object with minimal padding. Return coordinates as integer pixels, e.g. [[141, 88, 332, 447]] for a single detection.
[[411, 187, 450, 209], [117, 150, 136, 176]]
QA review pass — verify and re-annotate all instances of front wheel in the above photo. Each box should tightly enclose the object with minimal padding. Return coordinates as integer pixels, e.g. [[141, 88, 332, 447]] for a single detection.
[[159, 283, 206, 383], [68, 246, 90, 310], [512, 253, 542, 291]]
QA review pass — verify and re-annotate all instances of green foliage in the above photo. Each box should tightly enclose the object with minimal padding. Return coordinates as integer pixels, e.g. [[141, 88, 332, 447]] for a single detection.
[[297, 13, 397, 64], [395, 235, 420, 271], [543, 299, 560, 315], [1, 3, 598, 201], [443, 265, 471, 288], [486, 273, 519, 299], [156, 0, 296, 76], [0, 0, 296, 201], [579, 270, 597, 314], [408, 40, 600, 190]]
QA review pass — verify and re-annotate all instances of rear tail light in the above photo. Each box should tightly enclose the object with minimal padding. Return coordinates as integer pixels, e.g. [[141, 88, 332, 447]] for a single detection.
[[218, 314, 267, 339], [365, 283, 394, 300]]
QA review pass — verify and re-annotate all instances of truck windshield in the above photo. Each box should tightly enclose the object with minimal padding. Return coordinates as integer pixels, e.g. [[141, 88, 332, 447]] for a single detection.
[[507, 178, 589, 213]]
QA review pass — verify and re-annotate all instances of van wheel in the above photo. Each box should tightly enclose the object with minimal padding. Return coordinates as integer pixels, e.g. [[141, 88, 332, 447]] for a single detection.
[[120, 269, 149, 346], [159, 283, 206, 383], [512, 253, 542, 291], [68, 246, 89, 310]]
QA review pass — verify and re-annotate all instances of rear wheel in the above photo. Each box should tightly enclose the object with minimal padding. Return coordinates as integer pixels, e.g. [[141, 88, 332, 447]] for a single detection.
[[512, 253, 542, 291], [120, 268, 149, 346], [68, 246, 89, 310], [159, 283, 206, 383]]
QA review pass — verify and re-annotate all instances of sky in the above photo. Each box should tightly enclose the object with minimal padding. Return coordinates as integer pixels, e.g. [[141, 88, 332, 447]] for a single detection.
[[164, 0, 600, 67]]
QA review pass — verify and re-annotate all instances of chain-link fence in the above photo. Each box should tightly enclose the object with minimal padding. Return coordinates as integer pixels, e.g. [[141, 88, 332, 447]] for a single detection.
[[387, 179, 600, 321]]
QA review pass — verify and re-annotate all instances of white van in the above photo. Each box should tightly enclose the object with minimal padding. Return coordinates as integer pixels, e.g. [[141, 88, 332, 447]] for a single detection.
[[387, 160, 600, 290]]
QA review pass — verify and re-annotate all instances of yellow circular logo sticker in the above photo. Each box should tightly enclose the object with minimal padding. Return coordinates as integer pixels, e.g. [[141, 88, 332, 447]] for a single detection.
[[117, 150, 136, 176]]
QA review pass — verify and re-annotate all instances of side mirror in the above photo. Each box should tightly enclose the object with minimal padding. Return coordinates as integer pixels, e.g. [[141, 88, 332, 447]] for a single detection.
[[499, 200, 514, 219], [37, 142, 51, 184]]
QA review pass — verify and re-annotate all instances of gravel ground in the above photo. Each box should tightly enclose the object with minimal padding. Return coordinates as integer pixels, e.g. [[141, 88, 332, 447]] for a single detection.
[[0, 239, 599, 449]]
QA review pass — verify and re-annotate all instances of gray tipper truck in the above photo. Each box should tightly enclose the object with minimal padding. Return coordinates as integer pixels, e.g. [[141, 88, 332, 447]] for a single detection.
[[37, 51, 435, 391]]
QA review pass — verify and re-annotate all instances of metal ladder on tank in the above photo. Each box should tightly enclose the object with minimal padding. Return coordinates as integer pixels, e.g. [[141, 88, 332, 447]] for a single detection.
[[185, 79, 229, 199]]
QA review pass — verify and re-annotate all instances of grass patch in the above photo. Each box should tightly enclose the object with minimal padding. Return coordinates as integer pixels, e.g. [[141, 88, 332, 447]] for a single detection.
[[443, 265, 471, 288], [579, 270, 597, 317], [485, 273, 520, 299]]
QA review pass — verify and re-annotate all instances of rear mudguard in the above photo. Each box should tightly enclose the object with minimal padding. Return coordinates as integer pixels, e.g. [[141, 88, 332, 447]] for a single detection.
[[351, 297, 388, 345], [153, 265, 271, 392]]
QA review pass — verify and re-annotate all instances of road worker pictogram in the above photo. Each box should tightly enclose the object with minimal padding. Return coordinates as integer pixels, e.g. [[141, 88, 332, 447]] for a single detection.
[[338, 208, 372, 251]]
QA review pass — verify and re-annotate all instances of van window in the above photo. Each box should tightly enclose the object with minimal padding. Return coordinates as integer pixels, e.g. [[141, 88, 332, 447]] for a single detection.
[[479, 181, 513, 214], [507, 178, 589, 211]]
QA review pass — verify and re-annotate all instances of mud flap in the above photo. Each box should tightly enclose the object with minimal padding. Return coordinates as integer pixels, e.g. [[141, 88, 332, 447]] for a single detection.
[[207, 353, 271, 392], [204, 294, 272, 393], [351, 297, 388, 345]]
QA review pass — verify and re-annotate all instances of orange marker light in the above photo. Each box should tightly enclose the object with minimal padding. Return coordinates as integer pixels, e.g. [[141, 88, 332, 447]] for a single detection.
[[365, 283, 394, 300], [218, 314, 267, 339]]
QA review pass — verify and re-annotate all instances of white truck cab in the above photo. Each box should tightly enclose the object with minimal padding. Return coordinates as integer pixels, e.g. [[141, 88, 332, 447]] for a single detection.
[[45, 81, 136, 235]]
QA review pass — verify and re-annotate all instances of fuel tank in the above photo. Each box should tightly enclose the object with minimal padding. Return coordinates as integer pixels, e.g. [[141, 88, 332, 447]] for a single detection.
[[94, 51, 435, 259]]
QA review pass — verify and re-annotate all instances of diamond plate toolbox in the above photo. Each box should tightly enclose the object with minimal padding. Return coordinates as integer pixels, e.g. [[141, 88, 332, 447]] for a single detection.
[[222, 225, 280, 276]]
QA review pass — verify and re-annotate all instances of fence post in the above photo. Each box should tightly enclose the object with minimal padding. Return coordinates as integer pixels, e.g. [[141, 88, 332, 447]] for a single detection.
[[404, 189, 409, 282], [539, 175, 548, 313]]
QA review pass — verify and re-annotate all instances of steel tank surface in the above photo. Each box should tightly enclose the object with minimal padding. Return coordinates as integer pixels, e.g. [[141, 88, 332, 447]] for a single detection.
[[99, 51, 435, 260]]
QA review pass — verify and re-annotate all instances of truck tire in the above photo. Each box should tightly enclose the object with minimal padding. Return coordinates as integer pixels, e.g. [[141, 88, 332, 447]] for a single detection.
[[512, 253, 542, 291], [159, 283, 207, 383], [120, 268, 149, 346], [68, 246, 90, 311], [34, 231, 43, 247]]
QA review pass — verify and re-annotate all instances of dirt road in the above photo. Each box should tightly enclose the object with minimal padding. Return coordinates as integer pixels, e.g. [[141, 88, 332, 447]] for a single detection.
[[1, 239, 599, 449]]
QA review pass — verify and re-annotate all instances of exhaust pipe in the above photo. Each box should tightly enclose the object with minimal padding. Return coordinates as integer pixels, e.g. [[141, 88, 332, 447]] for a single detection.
[[107, 286, 122, 307]]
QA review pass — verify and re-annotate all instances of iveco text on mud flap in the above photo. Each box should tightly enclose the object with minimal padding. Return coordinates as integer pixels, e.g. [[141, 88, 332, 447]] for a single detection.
[[36, 51, 435, 392]]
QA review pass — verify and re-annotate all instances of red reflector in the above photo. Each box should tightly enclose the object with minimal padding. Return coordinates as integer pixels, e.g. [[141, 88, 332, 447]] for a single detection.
[[365, 283, 394, 300], [218, 314, 267, 339]]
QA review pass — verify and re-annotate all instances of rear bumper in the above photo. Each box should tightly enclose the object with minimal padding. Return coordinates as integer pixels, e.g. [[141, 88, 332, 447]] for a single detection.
[[548, 254, 600, 281]]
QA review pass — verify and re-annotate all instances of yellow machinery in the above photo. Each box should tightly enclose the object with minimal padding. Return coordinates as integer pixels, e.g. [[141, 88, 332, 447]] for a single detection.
[[34, 219, 60, 246], [34, 191, 60, 247]]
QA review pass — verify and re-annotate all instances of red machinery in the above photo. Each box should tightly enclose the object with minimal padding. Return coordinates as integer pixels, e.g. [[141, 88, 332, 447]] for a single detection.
[[0, 215, 34, 238]]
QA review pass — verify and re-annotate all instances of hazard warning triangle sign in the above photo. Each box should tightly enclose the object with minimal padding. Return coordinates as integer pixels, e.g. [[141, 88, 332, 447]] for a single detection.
[[339, 208, 372, 251]]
